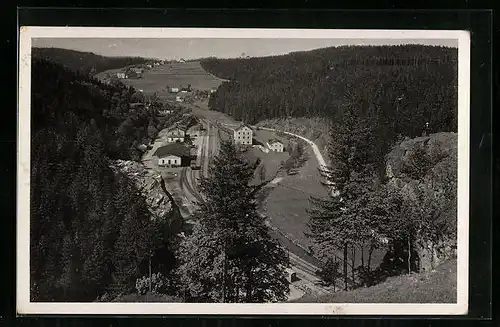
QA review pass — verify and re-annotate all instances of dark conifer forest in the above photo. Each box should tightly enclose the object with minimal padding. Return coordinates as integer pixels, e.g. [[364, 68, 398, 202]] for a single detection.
[[202, 44, 457, 139], [30, 59, 177, 301], [32, 47, 152, 75]]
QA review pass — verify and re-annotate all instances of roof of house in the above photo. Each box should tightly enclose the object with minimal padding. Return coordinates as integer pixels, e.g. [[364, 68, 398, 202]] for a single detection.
[[234, 124, 253, 132], [167, 124, 186, 132], [187, 123, 203, 131], [268, 138, 284, 145], [153, 143, 190, 158]]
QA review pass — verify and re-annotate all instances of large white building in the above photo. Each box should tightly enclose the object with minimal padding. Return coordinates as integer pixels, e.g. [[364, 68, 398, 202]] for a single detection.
[[233, 124, 253, 145]]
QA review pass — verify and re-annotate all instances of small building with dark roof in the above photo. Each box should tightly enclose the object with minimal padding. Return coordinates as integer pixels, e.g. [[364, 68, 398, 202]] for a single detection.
[[153, 143, 191, 167]]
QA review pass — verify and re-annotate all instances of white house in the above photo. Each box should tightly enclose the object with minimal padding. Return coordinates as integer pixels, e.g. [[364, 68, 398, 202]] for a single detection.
[[154, 143, 190, 167], [170, 87, 179, 93], [158, 155, 181, 167], [146, 64, 152, 69], [116, 72, 126, 79], [233, 124, 253, 145], [166, 125, 186, 143], [175, 96, 183, 102], [266, 139, 285, 152]]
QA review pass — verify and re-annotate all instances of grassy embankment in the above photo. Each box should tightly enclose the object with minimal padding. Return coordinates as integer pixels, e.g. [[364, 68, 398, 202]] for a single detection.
[[294, 258, 457, 303]]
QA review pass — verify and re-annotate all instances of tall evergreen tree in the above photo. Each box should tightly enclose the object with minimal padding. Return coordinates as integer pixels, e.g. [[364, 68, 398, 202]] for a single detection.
[[308, 95, 384, 290], [178, 141, 289, 302]]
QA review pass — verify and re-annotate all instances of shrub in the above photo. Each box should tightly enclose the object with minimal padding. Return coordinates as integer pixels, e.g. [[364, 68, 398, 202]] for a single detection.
[[135, 272, 167, 295]]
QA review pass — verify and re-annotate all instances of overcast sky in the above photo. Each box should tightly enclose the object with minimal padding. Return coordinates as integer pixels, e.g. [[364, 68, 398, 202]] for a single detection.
[[32, 38, 458, 60]]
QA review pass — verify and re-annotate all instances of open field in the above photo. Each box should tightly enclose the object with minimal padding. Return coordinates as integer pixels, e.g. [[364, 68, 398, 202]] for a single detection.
[[244, 147, 289, 185], [264, 145, 328, 248], [97, 61, 226, 97]]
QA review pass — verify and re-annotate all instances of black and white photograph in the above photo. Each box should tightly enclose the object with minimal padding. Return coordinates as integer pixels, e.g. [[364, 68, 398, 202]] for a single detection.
[[17, 27, 470, 315]]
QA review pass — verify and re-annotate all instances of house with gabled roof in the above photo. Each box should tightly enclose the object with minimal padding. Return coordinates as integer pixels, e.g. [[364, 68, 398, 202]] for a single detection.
[[266, 138, 285, 152], [153, 143, 190, 167], [166, 124, 186, 143], [233, 124, 253, 145]]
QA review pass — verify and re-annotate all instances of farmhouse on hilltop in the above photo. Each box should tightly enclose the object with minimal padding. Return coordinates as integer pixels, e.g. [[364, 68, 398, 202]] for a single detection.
[[233, 124, 253, 145], [166, 125, 186, 143], [266, 139, 285, 152], [153, 143, 190, 167], [116, 72, 126, 79]]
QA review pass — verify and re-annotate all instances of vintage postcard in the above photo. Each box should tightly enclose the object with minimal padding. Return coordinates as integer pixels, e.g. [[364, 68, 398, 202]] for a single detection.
[[17, 27, 470, 315]]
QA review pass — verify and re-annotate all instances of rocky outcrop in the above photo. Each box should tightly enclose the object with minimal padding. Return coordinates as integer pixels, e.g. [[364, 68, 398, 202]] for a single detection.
[[386, 132, 458, 272], [109, 159, 174, 221]]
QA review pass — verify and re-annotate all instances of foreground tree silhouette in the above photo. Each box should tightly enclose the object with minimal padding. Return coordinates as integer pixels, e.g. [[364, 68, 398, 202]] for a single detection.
[[178, 141, 289, 302], [308, 96, 384, 290]]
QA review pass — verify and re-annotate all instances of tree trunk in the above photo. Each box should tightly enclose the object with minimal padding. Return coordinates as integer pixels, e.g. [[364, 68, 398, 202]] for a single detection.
[[368, 242, 374, 270], [361, 242, 365, 268], [333, 257, 337, 292], [245, 267, 252, 302], [343, 243, 348, 291], [407, 236, 411, 274], [222, 245, 227, 302], [148, 251, 152, 295], [351, 245, 356, 287]]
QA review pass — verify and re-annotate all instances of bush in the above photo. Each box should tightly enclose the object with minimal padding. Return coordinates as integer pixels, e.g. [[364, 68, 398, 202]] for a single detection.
[[135, 272, 167, 295]]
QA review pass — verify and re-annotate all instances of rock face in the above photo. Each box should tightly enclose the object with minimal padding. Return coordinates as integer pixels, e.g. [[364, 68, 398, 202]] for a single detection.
[[109, 159, 174, 221], [386, 132, 458, 272]]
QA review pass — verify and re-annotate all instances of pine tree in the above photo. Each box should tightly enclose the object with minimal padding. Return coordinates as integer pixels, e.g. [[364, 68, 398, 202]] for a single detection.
[[178, 141, 289, 302], [308, 96, 385, 289]]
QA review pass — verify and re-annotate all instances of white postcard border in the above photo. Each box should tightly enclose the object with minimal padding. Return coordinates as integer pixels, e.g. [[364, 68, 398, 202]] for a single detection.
[[17, 27, 470, 315]]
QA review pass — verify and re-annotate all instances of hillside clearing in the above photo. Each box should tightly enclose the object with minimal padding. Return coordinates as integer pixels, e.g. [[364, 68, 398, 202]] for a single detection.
[[97, 61, 226, 97]]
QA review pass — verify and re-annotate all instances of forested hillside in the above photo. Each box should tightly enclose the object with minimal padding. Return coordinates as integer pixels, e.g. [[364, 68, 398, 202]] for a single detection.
[[30, 59, 180, 301], [202, 45, 459, 293], [32, 47, 152, 76], [202, 45, 457, 137]]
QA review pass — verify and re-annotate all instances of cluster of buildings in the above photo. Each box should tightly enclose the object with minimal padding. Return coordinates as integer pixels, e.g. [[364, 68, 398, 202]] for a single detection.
[[116, 61, 165, 80], [231, 124, 285, 152], [116, 67, 144, 79], [154, 116, 204, 168], [167, 86, 192, 103], [153, 120, 286, 169]]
